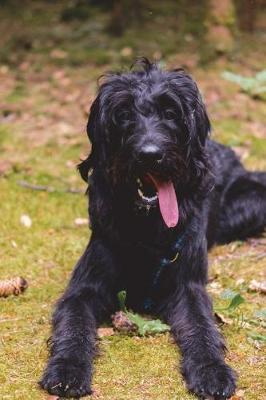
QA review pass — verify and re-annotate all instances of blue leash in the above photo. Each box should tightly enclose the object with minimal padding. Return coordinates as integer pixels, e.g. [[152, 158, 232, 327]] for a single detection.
[[143, 234, 185, 312]]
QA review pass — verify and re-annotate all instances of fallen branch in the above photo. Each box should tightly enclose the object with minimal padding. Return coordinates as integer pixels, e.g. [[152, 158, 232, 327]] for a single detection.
[[17, 180, 84, 194]]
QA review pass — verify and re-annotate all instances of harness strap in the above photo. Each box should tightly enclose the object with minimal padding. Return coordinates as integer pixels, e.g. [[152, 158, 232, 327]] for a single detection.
[[143, 233, 185, 311]]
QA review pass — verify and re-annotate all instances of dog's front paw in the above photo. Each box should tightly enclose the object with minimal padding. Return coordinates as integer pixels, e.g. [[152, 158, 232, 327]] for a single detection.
[[39, 358, 92, 398], [183, 361, 237, 399]]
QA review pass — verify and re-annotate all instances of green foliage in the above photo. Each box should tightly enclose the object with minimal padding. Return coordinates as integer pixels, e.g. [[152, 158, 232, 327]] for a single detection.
[[216, 291, 266, 344], [248, 332, 266, 342], [117, 291, 170, 336], [126, 312, 170, 337], [254, 309, 266, 320], [220, 288, 238, 300], [117, 289, 127, 312], [222, 70, 266, 99], [218, 290, 245, 311], [226, 293, 245, 311]]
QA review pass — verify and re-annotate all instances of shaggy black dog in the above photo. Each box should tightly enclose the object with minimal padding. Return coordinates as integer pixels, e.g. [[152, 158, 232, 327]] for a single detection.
[[40, 59, 266, 399]]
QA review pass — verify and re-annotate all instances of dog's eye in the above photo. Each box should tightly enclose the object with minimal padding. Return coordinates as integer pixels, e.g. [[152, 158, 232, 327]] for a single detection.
[[164, 109, 176, 120], [116, 110, 133, 122]]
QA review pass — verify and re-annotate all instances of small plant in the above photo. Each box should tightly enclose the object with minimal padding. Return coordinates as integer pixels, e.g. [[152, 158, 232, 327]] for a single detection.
[[222, 70, 266, 99], [215, 290, 266, 343], [217, 289, 245, 312], [114, 290, 170, 336]]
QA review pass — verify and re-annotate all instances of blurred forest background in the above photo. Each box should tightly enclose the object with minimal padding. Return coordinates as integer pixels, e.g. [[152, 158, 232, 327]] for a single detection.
[[0, 1, 265, 399]]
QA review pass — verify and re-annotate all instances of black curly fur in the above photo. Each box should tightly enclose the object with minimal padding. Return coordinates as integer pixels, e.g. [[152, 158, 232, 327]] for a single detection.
[[40, 58, 266, 399]]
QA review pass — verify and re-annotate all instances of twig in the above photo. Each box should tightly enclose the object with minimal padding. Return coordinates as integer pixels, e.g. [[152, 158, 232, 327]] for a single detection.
[[255, 252, 266, 260], [17, 180, 84, 194]]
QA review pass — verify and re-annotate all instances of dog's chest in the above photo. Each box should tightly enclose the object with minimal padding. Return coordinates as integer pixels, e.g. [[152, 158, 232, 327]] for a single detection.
[[118, 234, 181, 313]]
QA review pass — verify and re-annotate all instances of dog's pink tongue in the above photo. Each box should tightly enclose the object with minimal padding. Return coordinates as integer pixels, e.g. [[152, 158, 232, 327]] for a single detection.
[[148, 174, 179, 228]]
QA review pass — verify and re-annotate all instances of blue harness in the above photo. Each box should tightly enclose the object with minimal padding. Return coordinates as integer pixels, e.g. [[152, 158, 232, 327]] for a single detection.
[[143, 234, 185, 312]]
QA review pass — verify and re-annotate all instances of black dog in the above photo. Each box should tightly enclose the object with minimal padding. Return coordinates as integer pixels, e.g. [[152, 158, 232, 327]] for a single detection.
[[40, 59, 266, 399]]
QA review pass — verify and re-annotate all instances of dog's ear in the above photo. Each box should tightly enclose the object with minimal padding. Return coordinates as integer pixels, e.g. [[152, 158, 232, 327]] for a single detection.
[[78, 95, 107, 182], [170, 70, 211, 183], [170, 70, 210, 147], [189, 88, 211, 147], [184, 78, 211, 183]]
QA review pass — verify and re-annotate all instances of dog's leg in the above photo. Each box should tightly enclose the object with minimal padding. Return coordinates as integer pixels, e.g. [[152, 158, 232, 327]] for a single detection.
[[39, 238, 117, 398], [216, 171, 266, 244], [164, 281, 236, 399]]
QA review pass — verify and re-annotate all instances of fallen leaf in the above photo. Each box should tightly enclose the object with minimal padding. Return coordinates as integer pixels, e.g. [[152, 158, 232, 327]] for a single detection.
[[230, 389, 245, 400], [208, 281, 222, 294], [111, 311, 137, 335], [97, 327, 115, 337], [120, 47, 133, 57], [0, 65, 9, 74], [214, 312, 233, 325], [11, 240, 17, 248], [74, 217, 88, 226], [153, 50, 162, 60], [235, 389, 245, 397], [248, 331, 266, 342], [50, 49, 68, 59], [20, 214, 32, 228], [248, 279, 266, 294], [236, 278, 245, 286], [247, 355, 265, 365], [0, 160, 12, 176], [247, 238, 266, 247], [232, 146, 250, 160], [66, 160, 76, 168]]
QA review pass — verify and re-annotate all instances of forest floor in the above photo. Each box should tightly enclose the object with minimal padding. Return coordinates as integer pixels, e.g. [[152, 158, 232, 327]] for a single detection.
[[0, 2, 265, 399]]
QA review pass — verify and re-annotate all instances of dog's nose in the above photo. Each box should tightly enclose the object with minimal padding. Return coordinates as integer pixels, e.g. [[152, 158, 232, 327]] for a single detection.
[[137, 145, 163, 164]]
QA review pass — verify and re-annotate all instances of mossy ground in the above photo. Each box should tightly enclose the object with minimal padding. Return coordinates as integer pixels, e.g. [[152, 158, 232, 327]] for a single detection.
[[0, 2, 265, 399]]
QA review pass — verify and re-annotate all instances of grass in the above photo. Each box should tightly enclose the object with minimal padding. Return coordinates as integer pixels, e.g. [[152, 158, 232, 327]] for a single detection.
[[0, 1, 266, 399]]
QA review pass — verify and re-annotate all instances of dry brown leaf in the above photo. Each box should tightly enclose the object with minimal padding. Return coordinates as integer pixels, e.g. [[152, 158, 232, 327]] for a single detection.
[[248, 279, 266, 294], [20, 214, 32, 228], [111, 311, 138, 334], [0, 160, 13, 176], [215, 312, 233, 325], [97, 327, 115, 337], [74, 217, 88, 226], [232, 146, 250, 160], [50, 49, 68, 59], [208, 281, 222, 295], [230, 389, 245, 399], [120, 47, 133, 57]]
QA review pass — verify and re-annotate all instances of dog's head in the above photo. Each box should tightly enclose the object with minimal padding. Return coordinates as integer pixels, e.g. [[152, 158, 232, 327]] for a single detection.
[[79, 58, 211, 227]]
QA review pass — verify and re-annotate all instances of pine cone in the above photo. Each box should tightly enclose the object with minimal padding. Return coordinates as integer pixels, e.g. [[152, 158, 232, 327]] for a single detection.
[[0, 277, 28, 297]]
